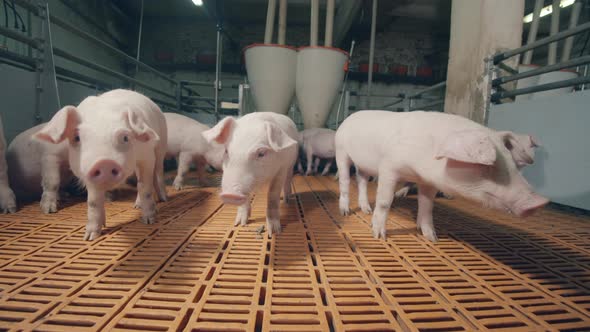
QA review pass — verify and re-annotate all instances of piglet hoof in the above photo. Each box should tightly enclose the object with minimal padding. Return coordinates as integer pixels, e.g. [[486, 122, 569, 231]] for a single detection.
[[40, 196, 58, 214], [173, 178, 184, 191], [0, 191, 17, 214], [140, 213, 156, 225], [421, 227, 438, 243], [359, 202, 372, 215], [339, 199, 350, 216], [83, 227, 102, 241], [372, 225, 387, 240], [234, 211, 249, 226], [266, 218, 282, 238]]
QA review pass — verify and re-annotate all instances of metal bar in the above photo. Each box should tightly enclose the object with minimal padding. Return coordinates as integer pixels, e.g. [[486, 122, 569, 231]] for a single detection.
[[0, 48, 36, 67], [547, 0, 560, 66], [492, 76, 590, 102], [562, 1, 583, 62], [180, 80, 215, 87], [264, 0, 277, 44], [493, 55, 590, 86], [409, 100, 444, 111], [53, 48, 175, 100], [494, 22, 590, 64], [0, 25, 40, 48], [278, 0, 287, 45], [407, 81, 446, 98], [55, 66, 112, 89], [214, 25, 222, 121], [381, 98, 405, 108], [324, 0, 334, 47], [366, 0, 377, 107], [184, 95, 215, 101], [497, 62, 518, 75], [135, 0, 144, 75], [310, 0, 319, 46], [523, 0, 543, 65], [50, 15, 177, 85], [11, 0, 38, 14]]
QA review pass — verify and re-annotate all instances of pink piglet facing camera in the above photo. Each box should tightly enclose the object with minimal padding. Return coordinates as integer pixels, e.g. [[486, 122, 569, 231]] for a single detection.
[[34, 89, 168, 241], [202, 112, 299, 239]]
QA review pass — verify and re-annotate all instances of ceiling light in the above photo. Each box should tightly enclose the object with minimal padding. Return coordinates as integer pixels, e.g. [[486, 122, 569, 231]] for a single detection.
[[523, 0, 576, 23], [191, 0, 203, 6]]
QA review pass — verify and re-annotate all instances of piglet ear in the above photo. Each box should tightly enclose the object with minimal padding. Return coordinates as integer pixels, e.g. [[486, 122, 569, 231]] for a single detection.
[[34, 106, 79, 144], [202, 117, 236, 144], [529, 135, 541, 147], [435, 130, 496, 165], [125, 108, 159, 143], [265, 122, 297, 152]]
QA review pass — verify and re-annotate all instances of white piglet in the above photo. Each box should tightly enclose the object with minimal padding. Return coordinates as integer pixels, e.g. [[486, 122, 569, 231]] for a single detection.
[[297, 128, 336, 176], [202, 112, 298, 238], [35, 89, 168, 240], [164, 112, 224, 189], [0, 116, 16, 213], [7, 123, 73, 213], [336, 110, 549, 241]]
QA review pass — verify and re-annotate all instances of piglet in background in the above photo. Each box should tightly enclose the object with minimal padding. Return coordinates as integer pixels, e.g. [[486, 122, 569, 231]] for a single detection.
[[336, 110, 549, 242], [35, 89, 168, 240], [7, 123, 74, 213], [164, 112, 224, 189], [0, 116, 16, 213], [202, 112, 298, 238], [296, 128, 336, 176]]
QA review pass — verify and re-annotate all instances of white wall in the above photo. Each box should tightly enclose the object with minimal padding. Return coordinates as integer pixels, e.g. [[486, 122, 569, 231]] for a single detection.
[[488, 90, 590, 210]]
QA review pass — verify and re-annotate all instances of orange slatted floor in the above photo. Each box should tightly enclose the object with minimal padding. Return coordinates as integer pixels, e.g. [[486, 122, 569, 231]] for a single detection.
[[0, 174, 589, 331]]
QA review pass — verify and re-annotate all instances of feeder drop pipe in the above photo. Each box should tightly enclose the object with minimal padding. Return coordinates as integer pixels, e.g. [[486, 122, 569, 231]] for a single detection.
[[325, 0, 335, 47], [278, 0, 287, 45], [264, 0, 277, 44], [310, 0, 319, 46], [367, 0, 377, 107], [523, 0, 543, 65], [548, 0, 560, 65], [562, 1, 582, 62]]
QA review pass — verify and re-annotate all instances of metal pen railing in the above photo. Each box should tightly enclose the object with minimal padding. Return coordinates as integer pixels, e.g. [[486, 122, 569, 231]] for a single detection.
[[379, 81, 446, 111], [490, 20, 590, 103], [1, 0, 227, 120]]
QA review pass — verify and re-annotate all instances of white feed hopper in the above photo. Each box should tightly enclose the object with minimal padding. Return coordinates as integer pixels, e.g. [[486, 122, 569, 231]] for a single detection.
[[296, 46, 348, 129], [244, 44, 297, 114]]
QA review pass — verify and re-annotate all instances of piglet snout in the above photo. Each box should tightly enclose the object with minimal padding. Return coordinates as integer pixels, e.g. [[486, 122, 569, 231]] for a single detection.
[[87, 159, 124, 186], [512, 192, 549, 218], [220, 192, 247, 205]]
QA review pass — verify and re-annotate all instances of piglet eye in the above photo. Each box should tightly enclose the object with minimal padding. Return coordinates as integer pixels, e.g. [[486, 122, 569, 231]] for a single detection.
[[74, 135, 80, 143], [257, 150, 267, 159], [123, 135, 129, 143]]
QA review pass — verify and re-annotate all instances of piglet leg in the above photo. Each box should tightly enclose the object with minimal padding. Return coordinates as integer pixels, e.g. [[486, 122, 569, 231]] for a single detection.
[[40, 155, 61, 214], [84, 187, 105, 241], [266, 171, 285, 238], [417, 184, 438, 242], [356, 170, 372, 214], [173, 152, 192, 190], [136, 157, 157, 225], [234, 200, 251, 226], [371, 170, 398, 240]]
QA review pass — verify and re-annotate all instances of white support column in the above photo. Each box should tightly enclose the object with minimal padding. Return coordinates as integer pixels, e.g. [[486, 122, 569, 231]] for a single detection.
[[444, 0, 524, 123]]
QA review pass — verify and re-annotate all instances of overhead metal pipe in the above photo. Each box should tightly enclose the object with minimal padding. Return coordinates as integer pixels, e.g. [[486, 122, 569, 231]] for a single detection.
[[548, 0, 560, 65], [562, 1, 582, 62], [324, 0, 335, 47], [522, 0, 543, 65], [366, 0, 377, 107], [310, 0, 319, 46], [264, 0, 276, 44], [278, 0, 287, 45]]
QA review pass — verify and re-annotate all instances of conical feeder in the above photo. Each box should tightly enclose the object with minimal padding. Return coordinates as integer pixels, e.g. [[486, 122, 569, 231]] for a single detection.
[[244, 44, 297, 114], [296, 46, 348, 129]]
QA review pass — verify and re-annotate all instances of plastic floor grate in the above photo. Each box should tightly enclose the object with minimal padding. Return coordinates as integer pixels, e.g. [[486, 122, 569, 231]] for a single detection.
[[0, 174, 589, 331]]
